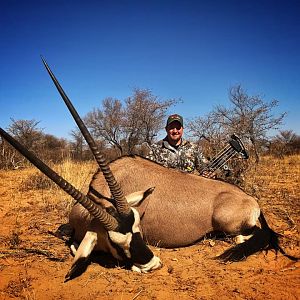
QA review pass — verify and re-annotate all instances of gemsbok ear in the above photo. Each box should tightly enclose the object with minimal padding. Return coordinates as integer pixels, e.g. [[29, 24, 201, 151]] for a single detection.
[[125, 187, 155, 207]]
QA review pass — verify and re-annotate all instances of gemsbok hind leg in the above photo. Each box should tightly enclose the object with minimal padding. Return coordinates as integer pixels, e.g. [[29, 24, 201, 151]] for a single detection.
[[213, 194, 298, 262], [212, 194, 261, 236]]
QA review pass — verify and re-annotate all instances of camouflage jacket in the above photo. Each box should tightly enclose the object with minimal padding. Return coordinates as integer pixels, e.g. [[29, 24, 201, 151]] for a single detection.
[[146, 138, 208, 173]]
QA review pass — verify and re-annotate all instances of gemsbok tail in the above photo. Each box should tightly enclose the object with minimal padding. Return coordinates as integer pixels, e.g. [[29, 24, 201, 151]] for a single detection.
[[217, 211, 298, 262]]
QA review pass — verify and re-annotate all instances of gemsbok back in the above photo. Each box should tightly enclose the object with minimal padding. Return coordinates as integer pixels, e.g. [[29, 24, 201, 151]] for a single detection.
[[0, 58, 297, 280]]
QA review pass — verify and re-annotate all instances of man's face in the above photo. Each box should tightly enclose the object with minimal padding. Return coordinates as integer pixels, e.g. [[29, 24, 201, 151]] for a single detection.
[[166, 121, 183, 145]]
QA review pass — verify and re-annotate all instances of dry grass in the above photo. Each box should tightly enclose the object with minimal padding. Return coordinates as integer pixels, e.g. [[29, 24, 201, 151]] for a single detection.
[[21, 159, 96, 192], [244, 155, 299, 206], [0, 155, 299, 299], [3, 272, 33, 299], [242, 155, 300, 245], [0, 159, 97, 261], [20, 159, 97, 213]]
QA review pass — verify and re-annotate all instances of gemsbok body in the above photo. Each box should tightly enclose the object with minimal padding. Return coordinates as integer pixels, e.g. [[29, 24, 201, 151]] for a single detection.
[[88, 155, 261, 249], [1, 58, 296, 280]]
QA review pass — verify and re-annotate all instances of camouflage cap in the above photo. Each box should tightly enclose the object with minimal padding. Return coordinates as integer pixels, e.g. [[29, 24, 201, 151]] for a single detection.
[[166, 114, 183, 127]]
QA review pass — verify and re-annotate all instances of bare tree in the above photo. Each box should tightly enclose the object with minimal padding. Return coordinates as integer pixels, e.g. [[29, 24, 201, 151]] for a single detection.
[[70, 128, 86, 159], [2, 119, 44, 167], [85, 97, 125, 155], [85, 89, 178, 155], [213, 85, 286, 162], [0, 137, 21, 169], [187, 112, 227, 157], [39, 134, 69, 162], [124, 88, 177, 153], [69, 128, 101, 160], [268, 130, 300, 157], [7, 118, 43, 151], [1, 119, 71, 168]]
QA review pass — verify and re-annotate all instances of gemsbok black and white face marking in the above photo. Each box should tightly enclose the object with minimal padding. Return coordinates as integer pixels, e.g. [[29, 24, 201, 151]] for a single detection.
[[108, 208, 162, 273]]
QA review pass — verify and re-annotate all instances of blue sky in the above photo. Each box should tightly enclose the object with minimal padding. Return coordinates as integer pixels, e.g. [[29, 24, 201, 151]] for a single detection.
[[1, 0, 300, 139]]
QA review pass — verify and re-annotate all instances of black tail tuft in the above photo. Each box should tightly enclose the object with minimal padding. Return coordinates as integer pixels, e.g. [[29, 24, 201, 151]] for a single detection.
[[217, 227, 273, 262], [217, 211, 299, 262]]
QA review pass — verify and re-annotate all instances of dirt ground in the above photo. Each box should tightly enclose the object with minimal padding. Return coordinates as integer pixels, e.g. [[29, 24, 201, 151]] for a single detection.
[[0, 156, 299, 299]]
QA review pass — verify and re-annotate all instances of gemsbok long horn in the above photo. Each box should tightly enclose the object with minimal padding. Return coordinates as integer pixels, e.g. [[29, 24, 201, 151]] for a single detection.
[[0, 127, 119, 231], [41, 57, 131, 216]]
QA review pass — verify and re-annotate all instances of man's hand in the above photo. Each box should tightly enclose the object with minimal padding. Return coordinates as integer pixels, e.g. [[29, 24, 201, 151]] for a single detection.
[[201, 170, 216, 179]]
